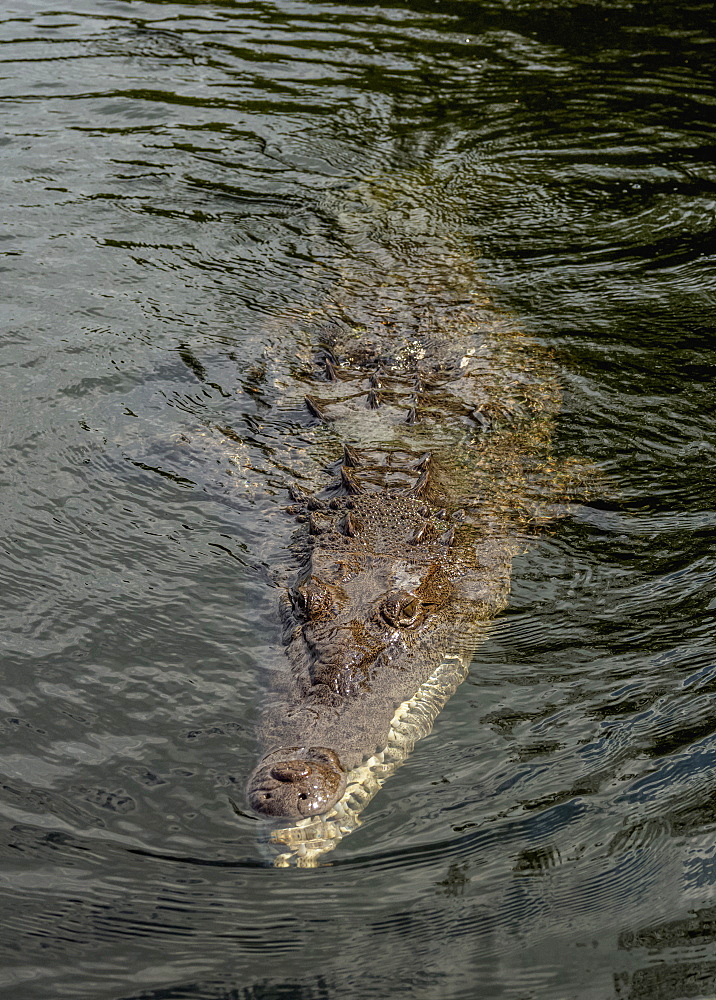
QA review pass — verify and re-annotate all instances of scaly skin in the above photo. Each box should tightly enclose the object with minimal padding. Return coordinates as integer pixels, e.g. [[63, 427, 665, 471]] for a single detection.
[[245, 250, 564, 863]]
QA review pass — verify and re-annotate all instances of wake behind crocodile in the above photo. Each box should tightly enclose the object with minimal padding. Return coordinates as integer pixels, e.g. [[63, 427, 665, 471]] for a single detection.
[[243, 182, 571, 866]]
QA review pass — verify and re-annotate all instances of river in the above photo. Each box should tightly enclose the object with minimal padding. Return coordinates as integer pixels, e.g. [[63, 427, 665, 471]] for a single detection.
[[2, 0, 715, 997]]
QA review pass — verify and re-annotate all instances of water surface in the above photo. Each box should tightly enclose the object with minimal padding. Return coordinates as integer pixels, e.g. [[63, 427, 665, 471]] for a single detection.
[[2, 0, 716, 997]]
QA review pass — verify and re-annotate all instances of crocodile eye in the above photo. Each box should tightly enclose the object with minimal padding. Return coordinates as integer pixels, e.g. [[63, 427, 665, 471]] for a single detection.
[[399, 598, 419, 622], [294, 582, 346, 619], [381, 592, 421, 627], [295, 585, 325, 616]]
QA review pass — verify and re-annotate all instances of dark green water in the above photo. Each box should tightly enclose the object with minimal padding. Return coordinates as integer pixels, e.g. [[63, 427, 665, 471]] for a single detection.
[[2, 0, 715, 997]]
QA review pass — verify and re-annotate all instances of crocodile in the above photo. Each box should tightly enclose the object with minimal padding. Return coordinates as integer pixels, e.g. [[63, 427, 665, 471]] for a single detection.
[[244, 237, 566, 866]]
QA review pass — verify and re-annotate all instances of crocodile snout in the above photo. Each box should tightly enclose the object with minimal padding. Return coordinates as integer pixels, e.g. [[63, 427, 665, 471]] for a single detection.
[[247, 746, 347, 818]]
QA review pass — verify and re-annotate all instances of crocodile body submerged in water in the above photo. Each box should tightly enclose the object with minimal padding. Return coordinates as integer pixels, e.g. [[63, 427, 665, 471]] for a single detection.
[[244, 209, 567, 866]]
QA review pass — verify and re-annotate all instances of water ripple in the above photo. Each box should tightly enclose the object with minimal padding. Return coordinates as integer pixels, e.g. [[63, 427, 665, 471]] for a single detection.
[[2, 0, 716, 997]]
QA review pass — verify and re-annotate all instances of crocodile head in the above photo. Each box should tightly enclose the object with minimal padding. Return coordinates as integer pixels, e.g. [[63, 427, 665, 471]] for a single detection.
[[248, 494, 458, 819]]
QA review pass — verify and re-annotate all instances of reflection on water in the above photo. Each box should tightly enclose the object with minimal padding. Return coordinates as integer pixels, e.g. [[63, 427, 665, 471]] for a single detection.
[[618, 905, 716, 1000], [1, 0, 716, 997]]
